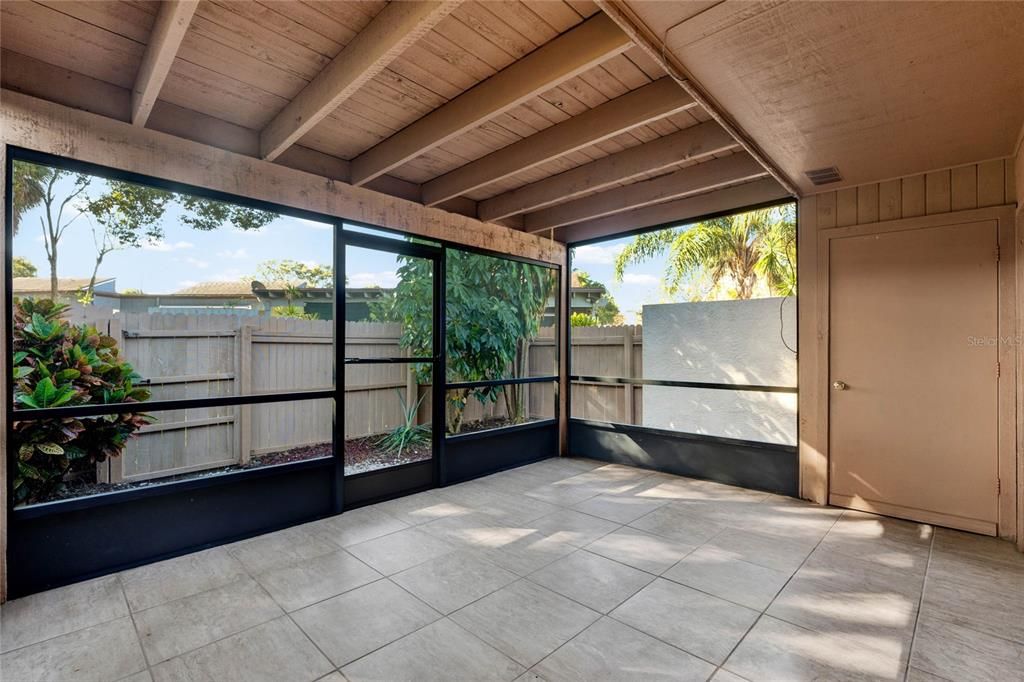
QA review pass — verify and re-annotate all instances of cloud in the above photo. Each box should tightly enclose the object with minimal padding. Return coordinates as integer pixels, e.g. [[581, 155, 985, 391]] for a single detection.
[[348, 271, 398, 288], [184, 256, 210, 269], [142, 239, 194, 252], [571, 243, 624, 265], [622, 273, 659, 286], [177, 279, 198, 289], [216, 248, 249, 259]]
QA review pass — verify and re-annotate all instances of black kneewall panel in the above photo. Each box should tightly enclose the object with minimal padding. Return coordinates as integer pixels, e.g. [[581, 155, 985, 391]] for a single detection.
[[445, 422, 557, 485], [7, 461, 335, 598], [570, 419, 797, 496]]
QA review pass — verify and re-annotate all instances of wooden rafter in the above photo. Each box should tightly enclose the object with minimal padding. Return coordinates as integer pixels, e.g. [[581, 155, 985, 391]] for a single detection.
[[260, 1, 459, 162], [422, 77, 697, 207], [525, 153, 767, 232], [556, 177, 790, 243], [478, 120, 735, 221], [349, 12, 632, 187], [131, 0, 198, 127]]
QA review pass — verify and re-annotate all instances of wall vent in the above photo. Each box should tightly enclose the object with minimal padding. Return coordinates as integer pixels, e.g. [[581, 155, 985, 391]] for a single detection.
[[804, 166, 842, 185]]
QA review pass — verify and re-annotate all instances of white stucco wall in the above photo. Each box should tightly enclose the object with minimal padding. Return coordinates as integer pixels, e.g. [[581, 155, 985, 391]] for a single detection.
[[642, 297, 797, 445]]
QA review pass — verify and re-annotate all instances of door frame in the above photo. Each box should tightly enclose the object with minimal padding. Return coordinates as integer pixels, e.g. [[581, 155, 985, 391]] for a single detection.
[[814, 206, 1017, 539], [338, 230, 444, 508]]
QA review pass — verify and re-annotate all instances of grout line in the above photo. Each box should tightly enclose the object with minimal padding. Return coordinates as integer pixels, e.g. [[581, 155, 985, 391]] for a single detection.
[[116, 573, 154, 681], [903, 524, 936, 681], [705, 506, 843, 680]]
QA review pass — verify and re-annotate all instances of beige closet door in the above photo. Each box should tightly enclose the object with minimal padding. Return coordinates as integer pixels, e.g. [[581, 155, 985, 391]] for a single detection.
[[828, 220, 999, 535]]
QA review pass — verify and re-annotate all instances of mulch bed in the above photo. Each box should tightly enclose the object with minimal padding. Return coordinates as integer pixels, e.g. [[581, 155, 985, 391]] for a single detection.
[[34, 419, 534, 503]]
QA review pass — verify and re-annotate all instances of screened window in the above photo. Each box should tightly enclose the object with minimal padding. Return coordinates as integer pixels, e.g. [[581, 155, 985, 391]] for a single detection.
[[569, 204, 797, 445], [8, 156, 335, 506]]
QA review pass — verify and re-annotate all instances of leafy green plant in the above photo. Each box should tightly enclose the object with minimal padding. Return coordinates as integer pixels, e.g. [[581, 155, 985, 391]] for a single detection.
[[376, 390, 430, 457], [570, 312, 598, 327], [10, 298, 152, 505]]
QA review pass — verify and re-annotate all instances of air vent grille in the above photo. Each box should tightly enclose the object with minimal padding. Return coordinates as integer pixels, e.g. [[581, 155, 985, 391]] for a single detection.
[[804, 166, 842, 186]]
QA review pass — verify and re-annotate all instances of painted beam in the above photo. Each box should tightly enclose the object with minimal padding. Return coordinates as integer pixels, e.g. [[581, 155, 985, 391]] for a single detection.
[[260, 1, 458, 162], [422, 77, 697, 207], [556, 177, 790, 243], [478, 120, 734, 221], [526, 153, 767, 231], [131, 0, 198, 126], [349, 13, 632, 186]]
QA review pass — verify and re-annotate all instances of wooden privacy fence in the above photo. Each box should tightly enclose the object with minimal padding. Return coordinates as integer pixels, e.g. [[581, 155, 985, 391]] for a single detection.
[[52, 311, 628, 483], [569, 325, 643, 425], [51, 312, 560, 483]]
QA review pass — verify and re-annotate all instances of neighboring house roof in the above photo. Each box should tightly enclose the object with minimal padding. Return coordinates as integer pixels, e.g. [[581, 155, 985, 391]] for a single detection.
[[12, 277, 115, 293], [570, 272, 605, 293], [173, 281, 255, 296]]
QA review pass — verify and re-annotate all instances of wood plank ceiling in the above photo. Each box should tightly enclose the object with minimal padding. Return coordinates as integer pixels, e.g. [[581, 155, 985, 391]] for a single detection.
[[0, 0, 789, 243]]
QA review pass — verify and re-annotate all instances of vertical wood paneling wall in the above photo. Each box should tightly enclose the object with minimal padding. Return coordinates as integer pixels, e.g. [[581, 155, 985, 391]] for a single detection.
[[813, 158, 1017, 229], [798, 156, 1019, 516]]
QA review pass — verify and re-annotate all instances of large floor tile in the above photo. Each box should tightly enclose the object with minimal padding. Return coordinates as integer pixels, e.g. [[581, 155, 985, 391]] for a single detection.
[[724, 615, 905, 681], [226, 525, 339, 575], [439, 484, 560, 524], [926, 544, 1024, 595], [374, 490, 474, 526], [610, 578, 759, 665], [628, 504, 725, 547], [292, 579, 439, 667], [0, 616, 146, 682], [308, 506, 409, 547], [523, 482, 602, 507], [817, 511, 932, 574], [255, 549, 382, 612], [473, 527, 580, 576], [766, 549, 922, 660], [532, 617, 715, 682], [932, 527, 1024, 564], [920, 574, 1024, 645], [528, 550, 654, 613], [450, 580, 599, 667], [0, 575, 127, 653], [120, 547, 248, 613], [584, 527, 695, 575], [133, 577, 283, 663], [151, 616, 333, 682], [528, 509, 620, 547], [704, 527, 816, 574], [342, 618, 524, 682], [662, 546, 791, 611], [910, 612, 1024, 682], [392, 550, 518, 614], [346, 527, 456, 575], [571, 494, 667, 524]]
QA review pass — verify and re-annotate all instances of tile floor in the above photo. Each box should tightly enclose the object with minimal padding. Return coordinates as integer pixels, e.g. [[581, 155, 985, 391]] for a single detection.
[[2, 457, 1023, 681]]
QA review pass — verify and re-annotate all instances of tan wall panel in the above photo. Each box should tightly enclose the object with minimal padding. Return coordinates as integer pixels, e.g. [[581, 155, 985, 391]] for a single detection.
[[800, 158, 1019, 536]]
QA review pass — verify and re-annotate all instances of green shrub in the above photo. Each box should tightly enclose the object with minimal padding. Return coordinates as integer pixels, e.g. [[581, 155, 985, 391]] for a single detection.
[[570, 312, 599, 327], [10, 298, 151, 505]]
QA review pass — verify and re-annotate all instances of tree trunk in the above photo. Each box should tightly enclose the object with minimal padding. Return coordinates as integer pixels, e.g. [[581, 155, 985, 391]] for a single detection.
[[49, 253, 59, 300]]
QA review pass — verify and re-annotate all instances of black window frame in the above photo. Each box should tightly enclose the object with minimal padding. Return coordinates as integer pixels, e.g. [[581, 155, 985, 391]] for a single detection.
[[566, 198, 799, 449]]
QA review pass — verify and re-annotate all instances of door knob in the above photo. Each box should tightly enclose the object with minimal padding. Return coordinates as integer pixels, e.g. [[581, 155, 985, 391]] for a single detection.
[[832, 380, 848, 391]]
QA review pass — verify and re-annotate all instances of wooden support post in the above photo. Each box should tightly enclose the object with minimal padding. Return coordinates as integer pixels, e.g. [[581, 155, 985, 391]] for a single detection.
[[622, 325, 634, 424], [239, 324, 253, 465]]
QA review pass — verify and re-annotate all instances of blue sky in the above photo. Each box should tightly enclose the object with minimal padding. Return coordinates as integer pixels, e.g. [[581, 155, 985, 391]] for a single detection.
[[13, 169, 674, 320], [12, 172, 403, 294], [570, 239, 675, 323]]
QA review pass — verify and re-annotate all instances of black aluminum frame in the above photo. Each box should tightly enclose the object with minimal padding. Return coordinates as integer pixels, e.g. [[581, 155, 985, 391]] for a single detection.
[[4, 146, 563, 594]]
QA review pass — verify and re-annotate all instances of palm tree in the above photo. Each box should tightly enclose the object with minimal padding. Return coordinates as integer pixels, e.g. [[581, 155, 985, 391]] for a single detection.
[[613, 205, 796, 300]]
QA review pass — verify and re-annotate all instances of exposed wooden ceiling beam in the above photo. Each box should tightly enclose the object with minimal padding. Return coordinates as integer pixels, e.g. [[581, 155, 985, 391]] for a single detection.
[[260, 1, 458, 162], [349, 13, 632, 187], [557, 178, 791, 243], [478, 120, 734, 221], [525, 153, 767, 232], [131, 0, 198, 127], [595, 0, 799, 197], [422, 77, 696, 207]]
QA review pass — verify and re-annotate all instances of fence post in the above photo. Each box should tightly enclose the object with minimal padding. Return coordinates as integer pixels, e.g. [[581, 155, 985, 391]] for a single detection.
[[406, 364, 417, 426], [239, 323, 253, 465], [623, 325, 634, 424]]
